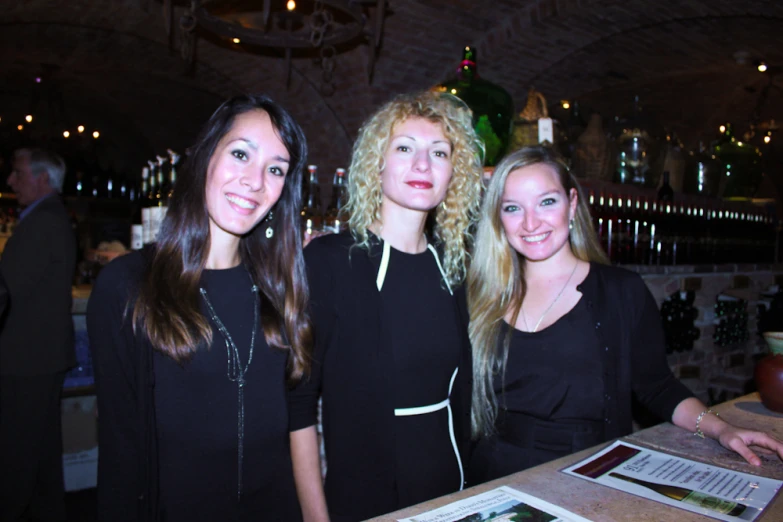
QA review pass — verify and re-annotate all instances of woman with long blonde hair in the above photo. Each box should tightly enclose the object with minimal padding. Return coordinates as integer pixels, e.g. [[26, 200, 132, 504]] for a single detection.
[[289, 90, 483, 522], [468, 145, 783, 483]]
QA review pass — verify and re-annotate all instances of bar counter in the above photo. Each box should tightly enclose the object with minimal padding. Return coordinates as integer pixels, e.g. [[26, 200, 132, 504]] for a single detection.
[[368, 393, 783, 521]]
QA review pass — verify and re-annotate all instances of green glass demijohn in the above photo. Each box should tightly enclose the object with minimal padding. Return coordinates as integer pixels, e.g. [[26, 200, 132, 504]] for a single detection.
[[435, 46, 514, 167], [712, 123, 764, 199]]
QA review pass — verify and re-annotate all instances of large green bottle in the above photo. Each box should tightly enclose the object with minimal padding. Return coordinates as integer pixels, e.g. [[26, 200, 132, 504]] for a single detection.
[[712, 123, 763, 200], [435, 46, 514, 167]]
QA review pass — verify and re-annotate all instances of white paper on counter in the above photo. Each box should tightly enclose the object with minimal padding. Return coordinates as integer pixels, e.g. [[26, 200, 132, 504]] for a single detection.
[[562, 440, 782, 522], [397, 485, 593, 522]]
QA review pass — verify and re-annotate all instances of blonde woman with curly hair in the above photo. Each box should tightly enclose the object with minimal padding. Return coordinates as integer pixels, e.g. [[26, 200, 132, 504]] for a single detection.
[[289, 90, 483, 522], [467, 145, 783, 484]]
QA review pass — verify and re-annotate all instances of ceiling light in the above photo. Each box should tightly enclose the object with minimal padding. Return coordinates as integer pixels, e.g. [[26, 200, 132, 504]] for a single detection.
[[178, 1, 387, 95]]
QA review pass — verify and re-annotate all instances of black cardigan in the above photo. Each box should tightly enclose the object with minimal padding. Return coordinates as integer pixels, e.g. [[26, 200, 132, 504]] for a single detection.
[[289, 232, 473, 521], [577, 262, 693, 439], [87, 251, 159, 521]]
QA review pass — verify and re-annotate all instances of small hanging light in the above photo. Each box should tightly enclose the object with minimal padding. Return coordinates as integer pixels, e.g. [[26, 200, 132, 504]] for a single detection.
[[232, 37, 241, 44], [77, 125, 85, 133], [719, 125, 726, 133], [561, 101, 570, 110], [758, 62, 768, 72], [92, 131, 100, 139], [17, 124, 23, 131], [25, 115, 33, 123], [287, 0, 296, 11], [63, 131, 70, 138]]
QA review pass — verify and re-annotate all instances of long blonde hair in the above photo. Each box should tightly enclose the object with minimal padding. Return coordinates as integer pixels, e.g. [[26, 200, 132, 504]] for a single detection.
[[468, 146, 608, 438], [345, 91, 484, 286]]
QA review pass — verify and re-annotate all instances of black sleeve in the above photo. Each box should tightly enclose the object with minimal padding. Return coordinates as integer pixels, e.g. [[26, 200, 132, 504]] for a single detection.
[[0, 270, 8, 319], [87, 257, 145, 521], [288, 238, 336, 431], [630, 277, 693, 421], [451, 284, 473, 483], [2, 209, 73, 298]]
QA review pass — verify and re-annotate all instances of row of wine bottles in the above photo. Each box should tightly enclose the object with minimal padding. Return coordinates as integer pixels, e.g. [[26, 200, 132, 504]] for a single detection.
[[301, 165, 348, 238], [129, 158, 348, 250], [130, 150, 180, 250], [585, 182, 777, 265]]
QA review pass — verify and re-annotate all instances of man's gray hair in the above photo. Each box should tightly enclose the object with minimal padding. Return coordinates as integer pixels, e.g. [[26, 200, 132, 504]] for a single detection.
[[16, 148, 67, 193]]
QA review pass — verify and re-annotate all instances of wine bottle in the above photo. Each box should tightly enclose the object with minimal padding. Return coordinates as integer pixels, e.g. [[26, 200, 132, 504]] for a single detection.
[[144, 162, 158, 245], [658, 170, 674, 202], [149, 155, 168, 243], [167, 149, 179, 201], [323, 168, 347, 234], [301, 165, 322, 238], [130, 174, 145, 251], [609, 473, 746, 516], [140, 166, 151, 245]]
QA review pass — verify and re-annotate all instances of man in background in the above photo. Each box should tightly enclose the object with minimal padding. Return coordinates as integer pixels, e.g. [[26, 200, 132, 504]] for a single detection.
[[0, 148, 77, 522]]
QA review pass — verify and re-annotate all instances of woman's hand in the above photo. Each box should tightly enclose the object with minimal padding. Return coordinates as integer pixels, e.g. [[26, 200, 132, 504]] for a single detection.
[[713, 423, 783, 466], [673, 397, 783, 466]]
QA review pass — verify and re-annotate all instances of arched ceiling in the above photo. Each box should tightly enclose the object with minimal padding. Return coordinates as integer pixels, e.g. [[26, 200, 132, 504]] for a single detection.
[[1, 0, 781, 184]]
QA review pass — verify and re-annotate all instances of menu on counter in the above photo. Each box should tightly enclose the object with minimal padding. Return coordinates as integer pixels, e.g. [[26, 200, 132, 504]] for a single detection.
[[397, 486, 593, 522], [562, 441, 782, 522]]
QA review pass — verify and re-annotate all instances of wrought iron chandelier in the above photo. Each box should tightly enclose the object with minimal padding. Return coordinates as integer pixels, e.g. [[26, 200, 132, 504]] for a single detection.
[[165, 0, 388, 96]]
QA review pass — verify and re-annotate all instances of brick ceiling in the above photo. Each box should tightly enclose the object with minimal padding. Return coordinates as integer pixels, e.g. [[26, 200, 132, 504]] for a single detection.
[[1, 0, 781, 183]]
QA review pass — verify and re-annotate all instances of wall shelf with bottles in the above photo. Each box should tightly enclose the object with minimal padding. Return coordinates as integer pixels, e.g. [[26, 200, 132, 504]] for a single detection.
[[577, 179, 778, 267]]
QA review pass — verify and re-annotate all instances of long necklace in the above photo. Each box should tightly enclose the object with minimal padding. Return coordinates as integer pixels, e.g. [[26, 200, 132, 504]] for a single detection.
[[199, 284, 259, 501], [521, 260, 579, 333]]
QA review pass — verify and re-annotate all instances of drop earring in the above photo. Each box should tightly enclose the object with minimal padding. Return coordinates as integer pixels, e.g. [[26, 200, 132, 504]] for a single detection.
[[264, 210, 274, 239], [569, 218, 574, 231]]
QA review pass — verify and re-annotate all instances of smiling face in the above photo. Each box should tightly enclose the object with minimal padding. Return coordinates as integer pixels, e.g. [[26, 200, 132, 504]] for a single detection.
[[499, 163, 577, 264], [379, 117, 453, 217], [205, 109, 290, 250]]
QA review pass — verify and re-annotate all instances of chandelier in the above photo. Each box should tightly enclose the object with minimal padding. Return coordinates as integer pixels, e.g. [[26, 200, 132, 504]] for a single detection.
[[169, 0, 389, 96]]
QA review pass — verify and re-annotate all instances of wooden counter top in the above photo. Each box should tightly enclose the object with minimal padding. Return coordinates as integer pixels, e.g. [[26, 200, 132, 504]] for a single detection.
[[368, 393, 783, 521]]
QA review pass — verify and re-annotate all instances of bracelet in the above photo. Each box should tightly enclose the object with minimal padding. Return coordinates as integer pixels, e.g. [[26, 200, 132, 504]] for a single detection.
[[694, 408, 719, 439]]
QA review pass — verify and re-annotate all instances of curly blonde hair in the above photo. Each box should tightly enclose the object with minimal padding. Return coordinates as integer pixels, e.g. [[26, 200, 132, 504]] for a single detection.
[[345, 91, 485, 286]]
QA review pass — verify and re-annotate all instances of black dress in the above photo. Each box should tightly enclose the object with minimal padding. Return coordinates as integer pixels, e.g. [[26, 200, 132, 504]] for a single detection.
[[88, 253, 301, 522], [469, 296, 606, 483], [289, 232, 472, 522], [381, 246, 463, 508]]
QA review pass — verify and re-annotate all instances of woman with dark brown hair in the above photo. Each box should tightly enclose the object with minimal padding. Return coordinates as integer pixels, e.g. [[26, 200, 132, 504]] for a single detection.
[[87, 94, 311, 521]]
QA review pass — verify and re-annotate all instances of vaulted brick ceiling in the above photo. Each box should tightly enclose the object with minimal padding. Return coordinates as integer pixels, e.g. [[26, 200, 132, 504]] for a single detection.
[[1, 0, 781, 183]]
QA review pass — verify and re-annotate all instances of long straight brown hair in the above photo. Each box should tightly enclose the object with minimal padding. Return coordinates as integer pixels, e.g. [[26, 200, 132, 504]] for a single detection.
[[132, 94, 312, 383]]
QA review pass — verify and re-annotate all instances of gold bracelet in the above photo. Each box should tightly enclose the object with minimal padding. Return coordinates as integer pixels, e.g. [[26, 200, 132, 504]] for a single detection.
[[694, 408, 719, 439]]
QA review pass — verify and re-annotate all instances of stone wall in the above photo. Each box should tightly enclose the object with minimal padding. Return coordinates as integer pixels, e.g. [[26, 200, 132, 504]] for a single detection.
[[637, 264, 783, 407]]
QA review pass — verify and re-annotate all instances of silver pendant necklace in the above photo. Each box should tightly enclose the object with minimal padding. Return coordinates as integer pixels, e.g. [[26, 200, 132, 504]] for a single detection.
[[521, 260, 579, 333], [199, 283, 259, 501]]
